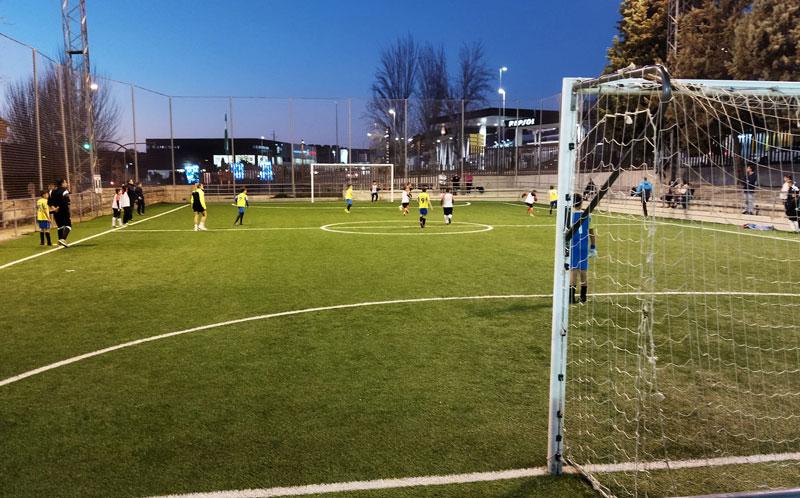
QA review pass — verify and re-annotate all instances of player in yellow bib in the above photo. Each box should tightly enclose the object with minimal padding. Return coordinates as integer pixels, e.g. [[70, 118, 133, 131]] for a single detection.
[[35, 190, 53, 246], [418, 187, 431, 228], [549, 185, 558, 215], [233, 187, 249, 225], [344, 184, 353, 213]]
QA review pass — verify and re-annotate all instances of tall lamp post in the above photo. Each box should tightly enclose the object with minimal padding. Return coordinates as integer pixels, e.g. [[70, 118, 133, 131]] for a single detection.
[[498, 66, 507, 144], [388, 108, 396, 167]]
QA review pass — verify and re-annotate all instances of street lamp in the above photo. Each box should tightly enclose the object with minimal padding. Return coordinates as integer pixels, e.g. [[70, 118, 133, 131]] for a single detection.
[[388, 108, 397, 165], [498, 67, 508, 148], [89, 82, 99, 91], [498, 88, 506, 144]]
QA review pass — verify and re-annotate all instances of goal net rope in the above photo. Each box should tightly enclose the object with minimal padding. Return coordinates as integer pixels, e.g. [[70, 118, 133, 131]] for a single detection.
[[550, 66, 800, 497]]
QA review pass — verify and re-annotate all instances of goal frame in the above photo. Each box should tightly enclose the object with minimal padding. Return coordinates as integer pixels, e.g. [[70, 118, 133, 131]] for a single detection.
[[310, 163, 395, 203], [547, 66, 800, 476]]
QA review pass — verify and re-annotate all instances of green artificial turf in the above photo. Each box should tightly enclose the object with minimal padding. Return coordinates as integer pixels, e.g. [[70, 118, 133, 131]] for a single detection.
[[0, 199, 798, 497]]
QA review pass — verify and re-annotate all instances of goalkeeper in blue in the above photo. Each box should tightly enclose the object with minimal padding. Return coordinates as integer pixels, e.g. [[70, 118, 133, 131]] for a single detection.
[[569, 194, 597, 304], [233, 187, 249, 225]]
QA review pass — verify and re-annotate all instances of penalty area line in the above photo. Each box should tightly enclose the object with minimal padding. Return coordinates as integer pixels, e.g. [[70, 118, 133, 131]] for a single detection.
[[146, 452, 800, 498], [0, 204, 188, 271]]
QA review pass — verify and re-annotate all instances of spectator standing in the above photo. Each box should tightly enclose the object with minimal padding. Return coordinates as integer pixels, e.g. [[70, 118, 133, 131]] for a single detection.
[[50, 179, 72, 247], [466, 174, 474, 194], [111, 188, 123, 227], [780, 174, 792, 201], [120, 185, 133, 226], [741, 165, 757, 215], [126, 179, 137, 221], [452, 174, 461, 193], [135, 182, 145, 215], [784, 176, 799, 232], [635, 177, 654, 216], [583, 178, 597, 200]]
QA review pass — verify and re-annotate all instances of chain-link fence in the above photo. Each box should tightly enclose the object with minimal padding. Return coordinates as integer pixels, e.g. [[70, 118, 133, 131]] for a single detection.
[[1, 31, 564, 230]]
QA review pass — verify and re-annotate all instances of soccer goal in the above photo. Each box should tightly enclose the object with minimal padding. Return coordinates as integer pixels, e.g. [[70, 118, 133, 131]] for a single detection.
[[549, 65, 800, 497], [310, 163, 394, 203]]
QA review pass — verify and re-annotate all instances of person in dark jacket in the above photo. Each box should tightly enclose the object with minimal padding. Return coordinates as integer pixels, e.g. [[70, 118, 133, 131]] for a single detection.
[[135, 182, 145, 215], [741, 165, 757, 215], [126, 180, 136, 221], [784, 176, 799, 232], [49, 178, 72, 247]]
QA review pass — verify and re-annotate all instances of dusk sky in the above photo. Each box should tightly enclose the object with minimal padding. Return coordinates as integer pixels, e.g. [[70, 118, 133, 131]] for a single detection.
[[1, 0, 622, 146]]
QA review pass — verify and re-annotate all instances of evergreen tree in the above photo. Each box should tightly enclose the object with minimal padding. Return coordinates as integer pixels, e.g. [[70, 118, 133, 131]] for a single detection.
[[670, 0, 750, 79], [731, 0, 800, 80], [606, 0, 668, 72]]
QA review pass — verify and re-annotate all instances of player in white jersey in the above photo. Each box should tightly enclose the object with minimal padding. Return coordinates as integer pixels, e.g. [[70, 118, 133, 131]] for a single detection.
[[522, 190, 537, 216], [400, 186, 411, 216], [441, 188, 454, 224]]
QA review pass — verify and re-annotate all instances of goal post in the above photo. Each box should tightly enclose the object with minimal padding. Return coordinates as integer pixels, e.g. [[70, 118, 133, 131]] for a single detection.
[[310, 163, 394, 203], [549, 66, 800, 496]]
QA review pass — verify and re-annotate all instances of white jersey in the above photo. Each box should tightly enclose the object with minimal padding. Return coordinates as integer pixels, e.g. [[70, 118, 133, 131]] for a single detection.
[[119, 191, 131, 208], [524, 192, 535, 204], [441, 192, 454, 208], [371, 184, 378, 193], [401, 191, 410, 203], [112, 194, 121, 210]]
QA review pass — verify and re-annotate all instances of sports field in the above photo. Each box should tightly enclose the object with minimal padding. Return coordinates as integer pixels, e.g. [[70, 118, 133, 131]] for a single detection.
[[1, 199, 798, 498]]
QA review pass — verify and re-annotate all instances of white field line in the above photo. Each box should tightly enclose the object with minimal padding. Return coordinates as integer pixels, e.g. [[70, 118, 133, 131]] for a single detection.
[[4, 290, 800, 389], [593, 212, 800, 243], [145, 467, 553, 498], [145, 452, 800, 498], [0, 205, 188, 271], [249, 202, 472, 209], [120, 227, 320, 232]]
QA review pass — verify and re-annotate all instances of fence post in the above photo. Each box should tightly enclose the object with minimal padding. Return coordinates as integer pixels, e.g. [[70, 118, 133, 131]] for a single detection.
[[13, 201, 18, 236], [347, 98, 352, 181], [514, 103, 520, 184], [57, 65, 71, 185], [460, 99, 465, 187], [403, 99, 408, 178], [78, 193, 83, 222], [169, 96, 176, 186], [229, 96, 235, 194], [32, 49, 44, 191], [288, 97, 295, 197], [131, 84, 139, 182]]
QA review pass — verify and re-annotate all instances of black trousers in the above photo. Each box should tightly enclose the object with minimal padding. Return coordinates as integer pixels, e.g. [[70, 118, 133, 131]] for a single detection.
[[371, 193, 378, 202], [123, 206, 133, 224], [136, 198, 145, 214]]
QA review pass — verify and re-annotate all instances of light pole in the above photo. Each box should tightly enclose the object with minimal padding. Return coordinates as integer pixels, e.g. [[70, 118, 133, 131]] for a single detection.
[[388, 108, 396, 166], [498, 66, 507, 145]]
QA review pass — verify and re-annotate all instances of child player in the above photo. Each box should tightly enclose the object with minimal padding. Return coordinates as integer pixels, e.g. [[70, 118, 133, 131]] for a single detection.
[[522, 190, 537, 216], [549, 185, 558, 215], [111, 187, 122, 227], [35, 190, 53, 246], [400, 184, 412, 216], [233, 187, 249, 225], [191, 183, 208, 231], [344, 183, 353, 213], [441, 187, 454, 224], [418, 186, 432, 228], [569, 194, 597, 304]]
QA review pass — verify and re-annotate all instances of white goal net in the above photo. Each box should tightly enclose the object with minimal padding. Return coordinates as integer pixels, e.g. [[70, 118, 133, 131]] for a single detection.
[[310, 163, 394, 203], [548, 66, 800, 497]]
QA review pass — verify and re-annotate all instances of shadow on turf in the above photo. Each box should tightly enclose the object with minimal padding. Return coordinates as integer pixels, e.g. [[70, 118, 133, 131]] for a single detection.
[[467, 301, 549, 319]]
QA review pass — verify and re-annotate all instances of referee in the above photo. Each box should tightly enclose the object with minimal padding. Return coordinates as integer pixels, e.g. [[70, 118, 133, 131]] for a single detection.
[[49, 178, 72, 247]]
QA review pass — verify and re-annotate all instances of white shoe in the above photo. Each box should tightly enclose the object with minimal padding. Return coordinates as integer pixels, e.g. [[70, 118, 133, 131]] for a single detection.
[[57, 239, 69, 248], [199, 225, 208, 231], [193, 225, 199, 231]]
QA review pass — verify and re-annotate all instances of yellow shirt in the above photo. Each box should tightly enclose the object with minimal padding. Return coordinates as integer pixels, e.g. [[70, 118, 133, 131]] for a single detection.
[[36, 198, 49, 221], [345, 187, 353, 200], [235, 192, 248, 207], [549, 189, 558, 202], [418, 192, 431, 209]]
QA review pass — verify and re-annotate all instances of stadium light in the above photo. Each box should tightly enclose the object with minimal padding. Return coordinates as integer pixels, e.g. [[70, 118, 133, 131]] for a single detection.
[[89, 82, 99, 91], [82, 141, 91, 151]]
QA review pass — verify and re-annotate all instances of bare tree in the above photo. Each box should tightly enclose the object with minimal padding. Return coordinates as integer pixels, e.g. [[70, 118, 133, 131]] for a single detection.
[[416, 43, 450, 134], [366, 35, 417, 134], [452, 41, 493, 110]]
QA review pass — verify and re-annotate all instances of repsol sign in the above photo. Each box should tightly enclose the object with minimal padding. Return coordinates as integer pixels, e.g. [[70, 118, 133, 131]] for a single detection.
[[505, 118, 536, 127]]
